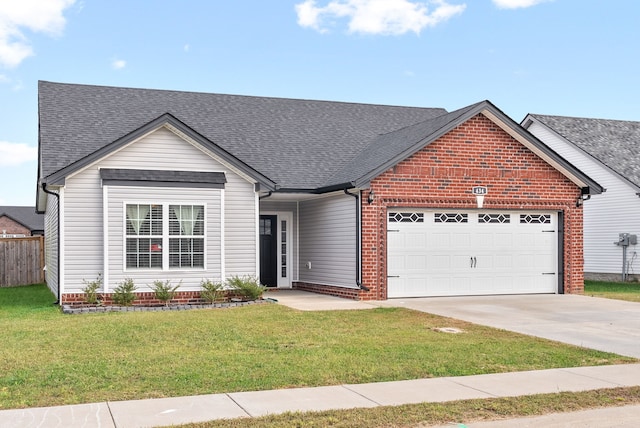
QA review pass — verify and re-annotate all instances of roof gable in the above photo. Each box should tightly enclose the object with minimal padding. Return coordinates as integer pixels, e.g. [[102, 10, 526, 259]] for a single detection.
[[524, 114, 640, 189], [43, 112, 276, 190], [330, 101, 603, 194]]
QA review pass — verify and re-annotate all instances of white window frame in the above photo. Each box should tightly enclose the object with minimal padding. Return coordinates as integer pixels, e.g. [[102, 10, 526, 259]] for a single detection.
[[123, 202, 207, 271]]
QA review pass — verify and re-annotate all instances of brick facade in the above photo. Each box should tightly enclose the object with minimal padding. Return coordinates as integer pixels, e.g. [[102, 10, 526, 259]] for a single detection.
[[0, 216, 30, 236], [358, 113, 584, 300]]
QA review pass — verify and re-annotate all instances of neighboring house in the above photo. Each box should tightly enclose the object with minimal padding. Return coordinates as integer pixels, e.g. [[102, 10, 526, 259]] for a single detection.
[[523, 114, 640, 282], [36, 81, 602, 304], [0, 206, 44, 238]]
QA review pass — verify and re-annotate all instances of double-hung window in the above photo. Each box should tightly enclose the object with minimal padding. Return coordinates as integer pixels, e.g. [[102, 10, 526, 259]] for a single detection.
[[126, 204, 163, 269], [169, 205, 205, 268], [125, 203, 205, 269]]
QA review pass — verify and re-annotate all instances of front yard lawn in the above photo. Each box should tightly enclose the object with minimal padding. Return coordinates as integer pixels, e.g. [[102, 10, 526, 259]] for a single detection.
[[585, 280, 640, 302], [0, 284, 635, 410]]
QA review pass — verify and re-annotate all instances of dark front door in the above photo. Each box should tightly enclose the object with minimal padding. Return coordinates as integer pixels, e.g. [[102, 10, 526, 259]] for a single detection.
[[259, 215, 278, 287]]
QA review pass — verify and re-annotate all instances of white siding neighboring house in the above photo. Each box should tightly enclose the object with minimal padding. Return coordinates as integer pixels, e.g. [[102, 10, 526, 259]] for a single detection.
[[523, 114, 640, 281]]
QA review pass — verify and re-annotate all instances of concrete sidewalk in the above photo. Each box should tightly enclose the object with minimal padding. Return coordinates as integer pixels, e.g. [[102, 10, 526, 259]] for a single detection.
[[2, 363, 640, 428]]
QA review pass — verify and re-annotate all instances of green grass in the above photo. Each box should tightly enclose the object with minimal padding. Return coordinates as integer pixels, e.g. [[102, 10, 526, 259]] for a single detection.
[[0, 284, 635, 410], [585, 280, 640, 302], [180, 387, 640, 428]]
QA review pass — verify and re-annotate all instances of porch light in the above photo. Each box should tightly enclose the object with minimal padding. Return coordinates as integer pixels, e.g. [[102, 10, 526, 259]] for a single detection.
[[367, 190, 375, 204]]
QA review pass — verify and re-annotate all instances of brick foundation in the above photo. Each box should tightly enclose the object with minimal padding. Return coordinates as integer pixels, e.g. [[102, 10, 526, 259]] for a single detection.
[[62, 290, 221, 306], [293, 282, 361, 300]]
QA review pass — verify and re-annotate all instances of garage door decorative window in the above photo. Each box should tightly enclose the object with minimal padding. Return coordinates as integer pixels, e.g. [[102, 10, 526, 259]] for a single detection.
[[479, 213, 510, 224], [389, 212, 424, 223], [520, 214, 551, 224], [435, 213, 468, 223]]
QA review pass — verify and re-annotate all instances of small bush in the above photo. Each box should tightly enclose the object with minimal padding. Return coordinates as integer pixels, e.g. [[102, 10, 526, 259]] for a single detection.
[[200, 279, 225, 303], [151, 280, 181, 306], [82, 274, 102, 305], [112, 278, 137, 306], [227, 275, 265, 300]]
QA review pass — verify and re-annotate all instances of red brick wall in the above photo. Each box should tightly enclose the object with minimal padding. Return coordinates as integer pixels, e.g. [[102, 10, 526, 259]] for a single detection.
[[61, 290, 206, 306], [358, 113, 584, 300], [293, 282, 360, 300], [0, 216, 30, 236]]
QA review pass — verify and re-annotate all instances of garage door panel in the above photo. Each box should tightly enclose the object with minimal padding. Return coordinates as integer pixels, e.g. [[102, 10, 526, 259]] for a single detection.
[[387, 210, 558, 297]]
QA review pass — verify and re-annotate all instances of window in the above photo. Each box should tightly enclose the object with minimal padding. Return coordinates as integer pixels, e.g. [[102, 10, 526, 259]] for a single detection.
[[520, 214, 551, 224], [434, 213, 468, 223], [126, 204, 163, 269], [389, 212, 425, 223], [479, 213, 510, 224], [125, 203, 205, 269], [169, 205, 205, 268]]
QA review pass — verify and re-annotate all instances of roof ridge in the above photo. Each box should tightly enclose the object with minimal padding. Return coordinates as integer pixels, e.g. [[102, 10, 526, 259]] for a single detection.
[[38, 80, 445, 111], [531, 113, 640, 124]]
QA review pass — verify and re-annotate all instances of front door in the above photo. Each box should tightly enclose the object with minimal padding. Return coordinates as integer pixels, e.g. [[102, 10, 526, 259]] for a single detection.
[[259, 215, 278, 287]]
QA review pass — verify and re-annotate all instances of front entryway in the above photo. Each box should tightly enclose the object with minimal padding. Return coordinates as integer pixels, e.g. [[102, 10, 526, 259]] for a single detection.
[[387, 210, 558, 298], [259, 212, 293, 288], [259, 215, 277, 287]]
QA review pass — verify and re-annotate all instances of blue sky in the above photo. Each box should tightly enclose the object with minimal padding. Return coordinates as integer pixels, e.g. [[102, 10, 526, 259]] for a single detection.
[[1, 0, 639, 206]]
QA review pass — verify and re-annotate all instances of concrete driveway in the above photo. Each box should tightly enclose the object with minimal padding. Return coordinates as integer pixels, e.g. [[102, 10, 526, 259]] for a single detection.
[[376, 294, 640, 359]]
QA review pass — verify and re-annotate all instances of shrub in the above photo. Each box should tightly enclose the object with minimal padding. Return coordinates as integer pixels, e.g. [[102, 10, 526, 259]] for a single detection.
[[82, 274, 102, 305], [112, 278, 137, 306], [200, 279, 225, 303], [227, 275, 265, 300], [151, 280, 181, 306]]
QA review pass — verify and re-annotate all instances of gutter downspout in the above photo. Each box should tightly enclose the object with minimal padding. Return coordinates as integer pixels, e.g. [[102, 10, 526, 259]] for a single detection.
[[41, 183, 61, 305], [344, 189, 370, 291]]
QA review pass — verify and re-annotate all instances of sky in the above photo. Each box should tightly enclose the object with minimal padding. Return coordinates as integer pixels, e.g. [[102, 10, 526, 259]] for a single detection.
[[0, 0, 639, 206]]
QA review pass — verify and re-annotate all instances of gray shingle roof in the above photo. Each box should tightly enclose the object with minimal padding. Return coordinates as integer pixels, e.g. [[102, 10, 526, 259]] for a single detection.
[[529, 114, 640, 188], [0, 206, 44, 233], [38, 81, 447, 190], [328, 102, 484, 186]]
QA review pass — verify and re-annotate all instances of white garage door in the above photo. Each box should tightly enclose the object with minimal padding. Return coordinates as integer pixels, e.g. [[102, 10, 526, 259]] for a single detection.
[[387, 210, 558, 298]]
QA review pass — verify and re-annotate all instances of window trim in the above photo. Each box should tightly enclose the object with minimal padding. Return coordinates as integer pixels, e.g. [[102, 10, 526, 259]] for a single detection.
[[123, 201, 207, 272]]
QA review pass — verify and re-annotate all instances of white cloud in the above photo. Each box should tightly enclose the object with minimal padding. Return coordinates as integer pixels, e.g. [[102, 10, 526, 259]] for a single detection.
[[111, 58, 126, 70], [295, 0, 466, 35], [184, 43, 190, 52], [0, 0, 76, 68], [0, 141, 37, 166], [492, 0, 551, 9]]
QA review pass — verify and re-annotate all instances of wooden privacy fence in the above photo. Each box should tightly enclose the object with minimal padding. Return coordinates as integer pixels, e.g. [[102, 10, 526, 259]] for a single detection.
[[0, 236, 45, 287]]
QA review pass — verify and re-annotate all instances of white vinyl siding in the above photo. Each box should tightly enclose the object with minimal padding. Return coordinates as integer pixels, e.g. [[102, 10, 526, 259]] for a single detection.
[[43, 191, 59, 297], [527, 122, 640, 276], [299, 193, 357, 287], [60, 127, 256, 293], [224, 179, 257, 278]]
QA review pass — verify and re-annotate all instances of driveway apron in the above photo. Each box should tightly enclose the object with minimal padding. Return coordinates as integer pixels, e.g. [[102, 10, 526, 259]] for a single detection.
[[376, 294, 640, 358]]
